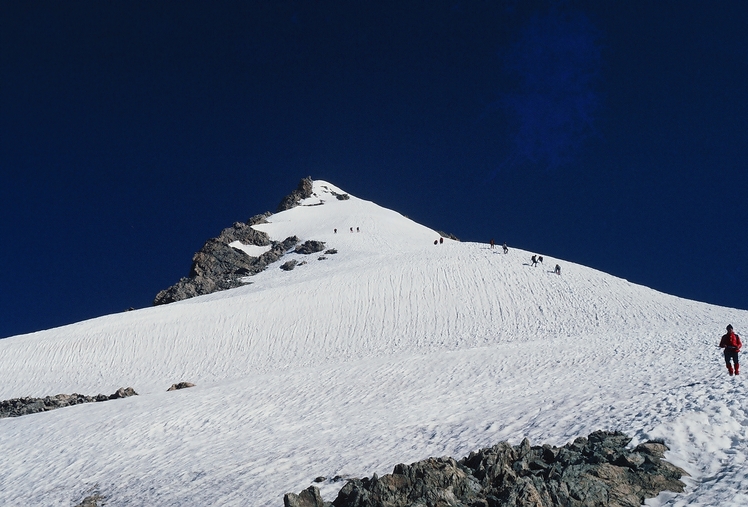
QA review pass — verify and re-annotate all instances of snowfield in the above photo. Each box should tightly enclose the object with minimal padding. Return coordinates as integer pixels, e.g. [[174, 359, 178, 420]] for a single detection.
[[0, 180, 746, 506]]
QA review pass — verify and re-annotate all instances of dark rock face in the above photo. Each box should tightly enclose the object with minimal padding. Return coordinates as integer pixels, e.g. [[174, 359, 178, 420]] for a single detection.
[[153, 178, 326, 305], [285, 431, 687, 507], [153, 224, 299, 305], [295, 240, 326, 255], [285, 486, 327, 507], [248, 211, 274, 225], [277, 176, 314, 212], [189, 224, 268, 279], [0, 387, 138, 419], [281, 260, 298, 271]]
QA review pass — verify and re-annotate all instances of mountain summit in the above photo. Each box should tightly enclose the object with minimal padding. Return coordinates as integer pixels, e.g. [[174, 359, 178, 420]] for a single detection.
[[0, 180, 747, 506], [154, 177, 447, 304]]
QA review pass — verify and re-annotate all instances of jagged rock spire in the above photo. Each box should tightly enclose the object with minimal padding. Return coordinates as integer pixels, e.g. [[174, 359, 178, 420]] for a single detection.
[[276, 176, 314, 212], [153, 177, 317, 305]]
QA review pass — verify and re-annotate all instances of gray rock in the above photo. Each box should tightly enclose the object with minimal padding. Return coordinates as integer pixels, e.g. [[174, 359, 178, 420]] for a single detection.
[[277, 176, 314, 212], [333, 457, 480, 507], [248, 212, 273, 225], [287, 431, 687, 507], [295, 240, 326, 255], [281, 260, 298, 271], [154, 178, 324, 305], [284, 485, 330, 507], [74, 493, 105, 507], [153, 231, 299, 305], [0, 387, 138, 419], [167, 382, 196, 391], [108, 387, 138, 400]]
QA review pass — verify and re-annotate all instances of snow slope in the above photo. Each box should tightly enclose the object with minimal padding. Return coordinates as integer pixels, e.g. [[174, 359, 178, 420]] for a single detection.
[[0, 180, 746, 506]]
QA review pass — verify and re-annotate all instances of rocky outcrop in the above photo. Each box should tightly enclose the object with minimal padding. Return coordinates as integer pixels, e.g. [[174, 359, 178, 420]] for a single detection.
[[284, 431, 687, 507], [108, 387, 137, 399], [153, 225, 299, 305], [295, 240, 326, 255], [0, 387, 138, 419], [74, 493, 105, 507], [285, 486, 327, 507], [281, 260, 298, 271], [153, 177, 329, 306], [249, 211, 274, 225], [277, 176, 314, 212], [167, 382, 195, 391]]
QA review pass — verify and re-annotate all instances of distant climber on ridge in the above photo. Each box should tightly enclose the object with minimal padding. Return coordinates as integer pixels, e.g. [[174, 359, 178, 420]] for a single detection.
[[719, 324, 742, 376]]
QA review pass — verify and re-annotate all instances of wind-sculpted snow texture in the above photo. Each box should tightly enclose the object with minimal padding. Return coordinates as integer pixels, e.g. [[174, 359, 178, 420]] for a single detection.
[[0, 180, 747, 506]]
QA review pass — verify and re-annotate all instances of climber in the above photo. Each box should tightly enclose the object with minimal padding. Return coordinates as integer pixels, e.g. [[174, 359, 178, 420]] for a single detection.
[[719, 324, 742, 375]]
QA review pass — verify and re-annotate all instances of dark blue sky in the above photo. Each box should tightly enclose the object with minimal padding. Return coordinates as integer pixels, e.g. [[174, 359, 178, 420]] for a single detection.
[[2, 1, 747, 338]]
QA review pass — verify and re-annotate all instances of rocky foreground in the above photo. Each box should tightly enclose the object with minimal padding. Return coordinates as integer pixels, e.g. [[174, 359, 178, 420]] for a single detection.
[[285, 431, 687, 507]]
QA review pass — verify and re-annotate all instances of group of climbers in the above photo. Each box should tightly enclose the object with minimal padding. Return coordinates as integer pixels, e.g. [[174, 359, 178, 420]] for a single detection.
[[495, 241, 562, 276], [494, 241, 739, 378]]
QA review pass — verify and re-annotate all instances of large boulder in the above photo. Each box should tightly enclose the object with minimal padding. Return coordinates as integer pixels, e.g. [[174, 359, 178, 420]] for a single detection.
[[295, 240, 326, 255], [284, 486, 328, 507], [280, 260, 298, 271]]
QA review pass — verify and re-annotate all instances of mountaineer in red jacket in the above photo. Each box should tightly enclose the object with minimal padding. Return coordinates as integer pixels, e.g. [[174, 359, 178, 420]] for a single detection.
[[719, 324, 742, 376]]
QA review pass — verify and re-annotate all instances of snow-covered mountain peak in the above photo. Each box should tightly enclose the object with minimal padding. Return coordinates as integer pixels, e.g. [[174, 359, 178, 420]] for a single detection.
[[1, 179, 747, 506], [302, 180, 349, 203], [251, 179, 448, 252]]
